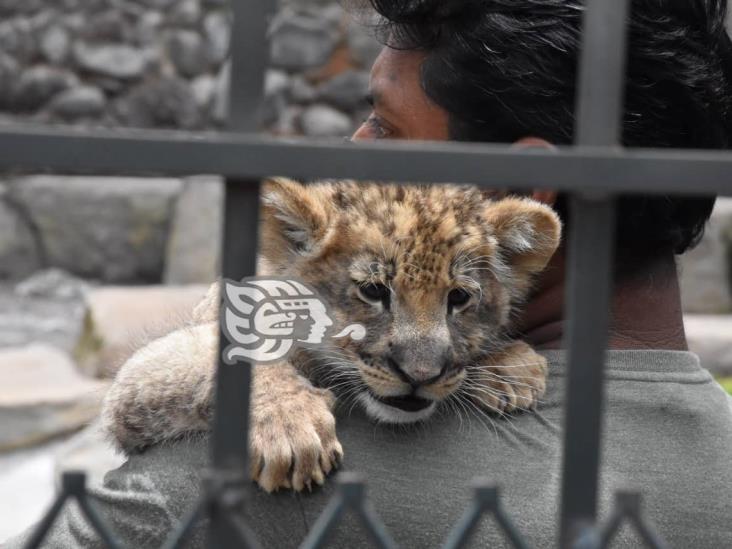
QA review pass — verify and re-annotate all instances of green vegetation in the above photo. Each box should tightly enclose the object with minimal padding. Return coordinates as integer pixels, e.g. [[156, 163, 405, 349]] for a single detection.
[[718, 377, 732, 395]]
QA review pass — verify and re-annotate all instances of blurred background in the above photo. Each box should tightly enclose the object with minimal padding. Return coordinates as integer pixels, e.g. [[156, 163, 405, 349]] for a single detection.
[[0, 0, 730, 542]]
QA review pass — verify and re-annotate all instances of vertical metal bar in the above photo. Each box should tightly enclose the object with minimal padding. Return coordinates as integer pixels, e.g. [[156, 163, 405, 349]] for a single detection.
[[558, 0, 630, 547], [208, 0, 271, 547], [227, 0, 270, 130]]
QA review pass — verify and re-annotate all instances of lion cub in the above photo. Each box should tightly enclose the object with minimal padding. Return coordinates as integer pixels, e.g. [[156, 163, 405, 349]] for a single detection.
[[102, 178, 561, 492]]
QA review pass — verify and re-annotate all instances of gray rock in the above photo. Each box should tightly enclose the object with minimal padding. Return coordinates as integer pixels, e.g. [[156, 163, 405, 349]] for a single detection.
[[203, 10, 231, 65], [49, 85, 106, 120], [164, 176, 223, 285], [270, 12, 339, 71], [13, 65, 77, 111], [168, 30, 209, 78], [300, 104, 352, 137], [170, 0, 202, 27], [133, 10, 163, 46], [115, 76, 202, 129], [0, 18, 36, 63], [190, 74, 217, 110], [0, 53, 19, 108], [136, 0, 179, 8], [265, 69, 290, 96], [0, 198, 41, 280], [262, 69, 292, 126], [14, 268, 89, 301], [316, 69, 370, 111], [680, 198, 732, 313], [0, 281, 87, 352], [27, 10, 54, 35], [7, 176, 182, 283], [290, 74, 316, 103], [0, 343, 108, 451], [39, 25, 70, 64], [74, 284, 209, 377], [61, 13, 85, 33], [83, 9, 128, 42], [684, 314, 732, 377], [73, 41, 148, 79], [272, 104, 304, 135]]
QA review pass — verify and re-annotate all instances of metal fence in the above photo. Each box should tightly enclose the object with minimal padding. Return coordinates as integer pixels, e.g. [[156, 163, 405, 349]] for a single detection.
[[1, 0, 730, 547]]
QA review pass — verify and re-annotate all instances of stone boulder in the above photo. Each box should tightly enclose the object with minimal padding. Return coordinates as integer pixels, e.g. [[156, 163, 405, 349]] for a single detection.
[[73, 42, 150, 80], [0, 344, 108, 451], [300, 103, 352, 137], [270, 12, 339, 71], [12, 65, 77, 111], [114, 76, 202, 129], [164, 176, 222, 285], [48, 85, 106, 120], [0, 188, 41, 280], [316, 69, 369, 112], [0, 271, 88, 352], [679, 198, 732, 314], [73, 284, 209, 378], [7, 176, 182, 283]]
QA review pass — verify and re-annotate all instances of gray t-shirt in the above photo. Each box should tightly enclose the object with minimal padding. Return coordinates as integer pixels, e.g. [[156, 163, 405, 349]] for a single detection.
[[6, 350, 732, 548]]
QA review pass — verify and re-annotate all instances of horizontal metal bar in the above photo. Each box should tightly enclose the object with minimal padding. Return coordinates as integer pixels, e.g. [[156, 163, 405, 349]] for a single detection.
[[0, 126, 730, 196]]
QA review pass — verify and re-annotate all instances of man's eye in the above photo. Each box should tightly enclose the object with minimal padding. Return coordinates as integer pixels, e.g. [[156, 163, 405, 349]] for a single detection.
[[357, 282, 390, 303], [365, 114, 391, 139], [447, 288, 472, 311]]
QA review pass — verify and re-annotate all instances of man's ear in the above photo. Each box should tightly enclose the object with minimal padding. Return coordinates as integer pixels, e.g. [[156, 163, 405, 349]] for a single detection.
[[483, 197, 562, 276], [260, 178, 330, 263], [513, 137, 559, 207]]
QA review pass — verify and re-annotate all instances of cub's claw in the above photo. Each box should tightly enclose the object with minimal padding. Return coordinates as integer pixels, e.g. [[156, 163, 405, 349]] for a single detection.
[[249, 378, 342, 492], [468, 341, 547, 415]]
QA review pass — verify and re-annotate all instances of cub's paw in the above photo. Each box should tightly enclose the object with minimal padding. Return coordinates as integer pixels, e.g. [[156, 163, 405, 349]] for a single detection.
[[467, 341, 547, 414], [249, 381, 342, 492]]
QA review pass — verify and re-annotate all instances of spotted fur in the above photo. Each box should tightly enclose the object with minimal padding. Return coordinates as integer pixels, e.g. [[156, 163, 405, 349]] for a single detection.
[[102, 178, 561, 492]]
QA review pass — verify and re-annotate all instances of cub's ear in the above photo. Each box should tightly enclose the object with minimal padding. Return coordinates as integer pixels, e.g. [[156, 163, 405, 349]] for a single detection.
[[483, 197, 562, 276], [260, 177, 330, 261]]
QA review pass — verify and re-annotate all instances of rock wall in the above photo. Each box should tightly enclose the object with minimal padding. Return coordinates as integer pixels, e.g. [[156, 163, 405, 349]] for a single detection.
[[0, 0, 378, 134], [0, 0, 379, 282]]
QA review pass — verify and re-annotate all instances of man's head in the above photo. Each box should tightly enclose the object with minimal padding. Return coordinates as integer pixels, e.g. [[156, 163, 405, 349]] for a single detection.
[[350, 0, 732, 275]]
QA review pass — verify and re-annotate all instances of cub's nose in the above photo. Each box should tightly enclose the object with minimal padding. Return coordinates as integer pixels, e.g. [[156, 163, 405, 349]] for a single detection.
[[385, 348, 451, 387]]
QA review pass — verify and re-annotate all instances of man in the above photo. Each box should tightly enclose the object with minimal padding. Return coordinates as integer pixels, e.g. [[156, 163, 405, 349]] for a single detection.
[[7, 0, 732, 547]]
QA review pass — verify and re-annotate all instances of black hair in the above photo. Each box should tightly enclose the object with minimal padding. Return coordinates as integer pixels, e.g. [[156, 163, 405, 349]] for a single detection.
[[352, 0, 732, 271]]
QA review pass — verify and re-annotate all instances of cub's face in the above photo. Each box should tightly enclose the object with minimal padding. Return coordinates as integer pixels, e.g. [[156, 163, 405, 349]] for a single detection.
[[260, 179, 560, 423]]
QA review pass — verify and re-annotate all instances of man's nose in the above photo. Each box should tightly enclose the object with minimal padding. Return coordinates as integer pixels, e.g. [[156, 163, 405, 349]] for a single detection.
[[386, 344, 452, 387]]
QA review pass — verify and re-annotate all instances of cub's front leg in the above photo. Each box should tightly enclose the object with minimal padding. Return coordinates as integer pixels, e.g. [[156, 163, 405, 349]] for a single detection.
[[466, 340, 548, 414], [102, 322, 342, 493], [250, 361, 343, 492]]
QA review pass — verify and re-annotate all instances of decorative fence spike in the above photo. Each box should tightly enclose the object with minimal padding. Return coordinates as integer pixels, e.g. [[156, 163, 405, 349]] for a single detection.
[[599, 492, 669, 549], [300, 473, 398, 549], [443, 479, 530, 549], [23, 472, 123, 549]]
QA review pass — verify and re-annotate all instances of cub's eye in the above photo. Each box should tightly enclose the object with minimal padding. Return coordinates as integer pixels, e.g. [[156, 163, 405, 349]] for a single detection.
[[447, 288, 472, 312], [357, 282, 390, 304]]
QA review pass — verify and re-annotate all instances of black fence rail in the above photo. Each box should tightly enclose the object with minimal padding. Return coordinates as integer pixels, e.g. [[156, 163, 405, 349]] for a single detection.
[[0, 0, 729, 547]]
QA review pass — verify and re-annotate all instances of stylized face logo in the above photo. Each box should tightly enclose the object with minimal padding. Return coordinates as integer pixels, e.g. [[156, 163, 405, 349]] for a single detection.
[[221, 278, 363, 364], [253, 297, 332, 343]]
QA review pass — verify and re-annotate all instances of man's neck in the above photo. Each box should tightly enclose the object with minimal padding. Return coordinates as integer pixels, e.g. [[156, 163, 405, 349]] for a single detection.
[[519, 249, 688, 351]]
